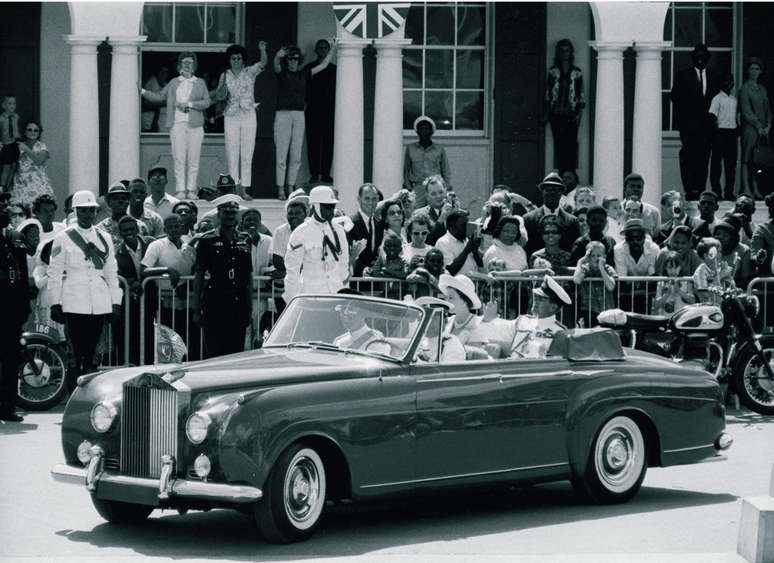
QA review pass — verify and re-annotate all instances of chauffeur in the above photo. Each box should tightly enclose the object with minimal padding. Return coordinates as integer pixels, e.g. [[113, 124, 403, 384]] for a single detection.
[[510, 275, 572, 359], [283, 185, 349, 301], [192, 200, 253, 358], [48, 190, 122, 392]]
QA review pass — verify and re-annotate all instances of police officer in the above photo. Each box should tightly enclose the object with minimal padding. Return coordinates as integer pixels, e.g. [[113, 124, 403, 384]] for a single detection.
[[284, 185, 349, 301], [48, 190, 122, 392], [192, 200, 253, 358], [0, 192, 31, 421], [510, 275, 572, 359]]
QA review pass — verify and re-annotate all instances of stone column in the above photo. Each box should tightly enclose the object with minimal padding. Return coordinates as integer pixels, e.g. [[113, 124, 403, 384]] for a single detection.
[[588, 41, 629, 203], [108, 36, 146, 184], [332, 39, 370, 214], [372, 38, 412, 200], [65, 35, 102, 195], [632, 42, 670, 210]]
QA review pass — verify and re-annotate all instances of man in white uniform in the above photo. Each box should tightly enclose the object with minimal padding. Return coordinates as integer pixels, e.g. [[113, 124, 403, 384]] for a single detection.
[[283, 185, 349, 301], [510, 275, 571, 359], [48, 191, 122, 390]]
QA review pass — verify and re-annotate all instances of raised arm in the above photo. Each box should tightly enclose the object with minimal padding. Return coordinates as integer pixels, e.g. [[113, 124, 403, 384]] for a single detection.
[[310, 38, 336, 76], [273, 47, 286, 74]]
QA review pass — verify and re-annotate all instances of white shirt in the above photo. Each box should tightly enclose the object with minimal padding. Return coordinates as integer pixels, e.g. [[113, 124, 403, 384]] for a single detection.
[[142, 237, 195, 290], [403, 243, 431, 264], [542, 205, 560, 216], [483, 239, 528, 272], [39, 222, 66, 243], [175, 76, 196, 123], [47, 225, 123, 314], [270, 223, 292, 259], [709, 91, 738, 130], [144, 193, 180, 220], [436, 232, 479, 276], [249, 234, 273, 279], [613, 239, 660, 276]]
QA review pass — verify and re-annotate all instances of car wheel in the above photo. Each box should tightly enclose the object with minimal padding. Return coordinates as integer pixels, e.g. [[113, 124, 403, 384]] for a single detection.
[[576, 415, 647, 504], [256, 443, 327, 543], [91, 496, 153, 524]]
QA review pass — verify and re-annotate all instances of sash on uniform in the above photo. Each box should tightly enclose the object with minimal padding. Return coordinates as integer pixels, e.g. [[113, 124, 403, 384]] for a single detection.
[[66, 227, 109, 269]]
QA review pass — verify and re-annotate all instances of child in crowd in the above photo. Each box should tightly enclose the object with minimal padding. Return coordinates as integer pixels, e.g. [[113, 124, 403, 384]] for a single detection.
[[406, 247, 444, 298], [0, 95, 21, 190], [602, 195, 624, 242], [693, 237, 735, 304], [573, 240, 617, 327], [366, 231, 409, 299], [708, 73, 738, 201], [403, 116, 450, 208], [652, 250, 696, 315], [574, 206, 589, 238], [574, 186, 596, 209]]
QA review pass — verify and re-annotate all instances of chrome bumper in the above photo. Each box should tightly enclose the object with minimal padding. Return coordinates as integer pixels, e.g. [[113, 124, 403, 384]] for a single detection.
[[51, 460, 262, 505]]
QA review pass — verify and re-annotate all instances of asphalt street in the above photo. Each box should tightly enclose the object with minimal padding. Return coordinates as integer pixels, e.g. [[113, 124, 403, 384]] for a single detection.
[[1, 406, 772, 563]]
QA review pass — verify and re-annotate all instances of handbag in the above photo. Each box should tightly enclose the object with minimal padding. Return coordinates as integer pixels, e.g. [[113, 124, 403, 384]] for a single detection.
[[752, 135, 774, 170]]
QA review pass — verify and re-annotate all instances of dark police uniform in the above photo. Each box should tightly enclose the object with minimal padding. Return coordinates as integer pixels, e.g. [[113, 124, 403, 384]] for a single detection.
[[0, 228, 30, 419], [195, 224, 253, 358]]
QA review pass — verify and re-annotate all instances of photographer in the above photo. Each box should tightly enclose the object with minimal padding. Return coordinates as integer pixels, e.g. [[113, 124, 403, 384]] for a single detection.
[[416, 174, 456, 245], [435, 209, 483, 276], [655, 190, 692, 245]]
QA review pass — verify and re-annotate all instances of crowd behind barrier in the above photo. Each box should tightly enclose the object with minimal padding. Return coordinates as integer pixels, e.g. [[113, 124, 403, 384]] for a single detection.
[[85, 273, 774, 368]]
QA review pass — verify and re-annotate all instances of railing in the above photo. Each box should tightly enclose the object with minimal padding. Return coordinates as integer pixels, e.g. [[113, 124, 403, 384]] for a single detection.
[[747, 277, 774, 333]]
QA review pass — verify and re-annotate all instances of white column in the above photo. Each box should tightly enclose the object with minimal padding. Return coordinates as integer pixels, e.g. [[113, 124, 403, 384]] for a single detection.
[[332, 39, 369, 215], [65, 35, 102, 196], [589, 41, 629, 203], [108, 36, 146, 184], [372, 38, 411, 201], [632, 42, 670, 210]]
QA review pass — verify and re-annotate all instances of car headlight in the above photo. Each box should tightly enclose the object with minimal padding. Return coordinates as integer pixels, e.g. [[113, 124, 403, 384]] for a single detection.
[[186, 412, 212, 444], [193, 454, 212, 479], [90, 402, 117, 433], [77, 440, 94, 465]]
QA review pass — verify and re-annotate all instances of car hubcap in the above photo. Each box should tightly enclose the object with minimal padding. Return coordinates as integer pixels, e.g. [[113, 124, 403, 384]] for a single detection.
[[284, 456, 320, 526], [605, 437, 629, 470], [595, 418, 644, 493]]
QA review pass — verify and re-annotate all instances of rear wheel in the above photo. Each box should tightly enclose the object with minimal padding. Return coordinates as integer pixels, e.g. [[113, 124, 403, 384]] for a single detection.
[[16, 342, 68, 411], [91, 496, 153, 524], [731, 337, 774, 415], [574, 415, 647, 504], [256, 443, 327, 543]]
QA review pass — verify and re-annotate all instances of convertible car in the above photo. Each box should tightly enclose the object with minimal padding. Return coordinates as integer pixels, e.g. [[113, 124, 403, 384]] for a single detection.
[[51, 294, 732, 543]]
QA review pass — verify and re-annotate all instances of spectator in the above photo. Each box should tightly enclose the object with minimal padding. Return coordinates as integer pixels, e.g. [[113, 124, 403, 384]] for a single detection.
[[655, 225, 702, 276], [529, 215, 572, 273], [31, 240, 64, 337], [602, 195, 624, 243], [614, 218, 660, 276], [393, 188, 415, 225], [173, 200, 196, 243], [623, 199, 645, 226], [573, 240, 617, 327], [713, 214, 753, 288], [304, 39, 336, 184], [128, 178, 164, 238], [214, 41, 268, 197], [734, 195, 757, 246], [655, 190, 691, 245], [366, 231, 409, 280], [32, 194, 64, 243], [416, 175, 453, 245], [241, 208, 274, 349], [544, 38, 585, 173], [570, 205, 616, 265], [403, 212, 433, 269], [144, 166, 180, 219], [483, 215, 528, 272], [479, 199, 513, 255], [524, 172, 581, 255], [11, 120, 55, 208], [573, 206, 589, 238], [739, 57, 771, 199], [694, 237, 735, 304], [98, 182, 143, 245], [7, 201, 27, 229], [708, 72, 739, 201], [574, 186, 596, 210], [751, 193, 774, 275], [436, 209, 483, 276], [0, 95, 20, 190], [141, 65, 170, 133], [269, 189, 308, 312], [406, 247, 444, 298], [141, 52, 211, 199], [558, 170, 580, 211], [623, 173, 660, 237], [652, 250, 696, 315], [692, 190, 720, 239], [379, 198, 406, 239], [273, 42, 335, 200], [403, 116, 451, 208]]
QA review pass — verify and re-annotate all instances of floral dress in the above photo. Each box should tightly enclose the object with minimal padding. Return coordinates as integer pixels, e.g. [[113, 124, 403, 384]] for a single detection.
[[12, 141, 54, 207]]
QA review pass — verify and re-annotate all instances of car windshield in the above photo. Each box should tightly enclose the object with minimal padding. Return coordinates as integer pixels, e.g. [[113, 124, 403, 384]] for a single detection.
[[264, 296, 425, 360]]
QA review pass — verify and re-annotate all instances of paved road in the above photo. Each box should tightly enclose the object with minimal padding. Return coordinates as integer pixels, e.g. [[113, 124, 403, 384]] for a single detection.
[[1, 406, 772, 563]]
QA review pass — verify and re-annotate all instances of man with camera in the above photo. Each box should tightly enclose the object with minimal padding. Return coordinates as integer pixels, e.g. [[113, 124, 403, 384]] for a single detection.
[[435, 209, 483, 276], [655, 190, 692, 245], [416, 174, 457, 246]]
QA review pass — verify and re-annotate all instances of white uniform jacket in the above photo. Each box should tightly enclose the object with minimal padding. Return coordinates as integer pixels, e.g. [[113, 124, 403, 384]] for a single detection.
[[283, 217, 349, 301], [47, 225, 123, 315], [510, 314, 566, 359]]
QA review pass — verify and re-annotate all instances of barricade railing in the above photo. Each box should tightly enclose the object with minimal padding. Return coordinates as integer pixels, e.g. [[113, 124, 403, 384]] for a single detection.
[[131, 274, 697, 365], [97, 275, 131, 369], [747, 277, 774, 333]]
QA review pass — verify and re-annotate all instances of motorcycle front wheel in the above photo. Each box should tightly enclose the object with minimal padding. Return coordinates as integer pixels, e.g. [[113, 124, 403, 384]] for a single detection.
[[731, 336, 774, 416], [17, 340, 69, 411]]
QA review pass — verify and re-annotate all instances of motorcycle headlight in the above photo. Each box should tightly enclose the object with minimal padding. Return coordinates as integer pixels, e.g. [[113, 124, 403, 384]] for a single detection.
[[186, 412, 212, 444], [743, 295, 760, 319], [90, 402, 117, 433]]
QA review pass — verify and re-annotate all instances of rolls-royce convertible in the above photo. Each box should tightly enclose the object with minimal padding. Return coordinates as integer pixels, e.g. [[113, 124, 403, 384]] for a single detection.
[[51, 294, 732, 543]]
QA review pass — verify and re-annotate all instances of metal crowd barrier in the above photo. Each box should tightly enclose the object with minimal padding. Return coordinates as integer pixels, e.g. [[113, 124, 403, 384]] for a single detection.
[[747, 277, 774, 333], [97, 275, 131, 369]]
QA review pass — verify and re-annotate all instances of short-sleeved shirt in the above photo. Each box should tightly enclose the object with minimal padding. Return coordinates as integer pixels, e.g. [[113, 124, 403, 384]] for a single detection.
[[709, 91, 738, 130], [270, 223, 292, 259], [436, 232, 479, 276], [144, 193, 180, 221], [613, 239, 660, 276], [195, 229, 253, 324], [276, 68, 312, 111], [224, 63, 266, 116], [142, 237, 195, 280]]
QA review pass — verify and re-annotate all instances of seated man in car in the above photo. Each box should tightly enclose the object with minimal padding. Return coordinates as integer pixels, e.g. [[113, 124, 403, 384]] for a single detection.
[[332, 300, 385, 351], [510, 275, 572, 359]]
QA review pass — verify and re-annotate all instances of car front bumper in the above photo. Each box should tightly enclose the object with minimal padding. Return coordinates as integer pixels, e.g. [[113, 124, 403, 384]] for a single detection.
[[51, 454, 262, 507]]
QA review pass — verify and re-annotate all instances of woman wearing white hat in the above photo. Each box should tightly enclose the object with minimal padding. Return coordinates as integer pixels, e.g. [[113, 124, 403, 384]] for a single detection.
[[47, 190, 122, 391]]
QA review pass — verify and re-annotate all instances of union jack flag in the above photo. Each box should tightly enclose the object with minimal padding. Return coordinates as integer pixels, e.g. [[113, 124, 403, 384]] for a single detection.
[[333, 3, 411, 39]]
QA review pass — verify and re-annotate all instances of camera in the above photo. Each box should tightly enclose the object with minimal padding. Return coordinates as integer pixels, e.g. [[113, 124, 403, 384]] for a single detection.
[[672, 204, 682, 216]]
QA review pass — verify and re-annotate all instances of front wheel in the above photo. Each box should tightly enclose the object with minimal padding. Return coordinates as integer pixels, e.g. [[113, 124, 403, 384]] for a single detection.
[[731, 337, 774, 415], [574, 415, 647, 504], [91, 496, 153, 524], [256, 443, 327, 543], [17, 341, 69, 411]]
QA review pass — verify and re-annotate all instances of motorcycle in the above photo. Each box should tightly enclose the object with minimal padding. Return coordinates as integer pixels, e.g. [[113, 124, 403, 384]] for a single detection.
[[17, 321, 69, 411], [598, 286, 774, 415]]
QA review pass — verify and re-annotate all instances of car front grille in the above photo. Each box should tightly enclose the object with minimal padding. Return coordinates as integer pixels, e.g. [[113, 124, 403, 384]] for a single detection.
[[120, 385, 178, 478]]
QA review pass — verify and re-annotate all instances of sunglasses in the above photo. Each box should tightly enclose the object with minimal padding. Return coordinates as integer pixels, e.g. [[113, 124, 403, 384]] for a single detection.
[[287, 56, 300, 61], [412, 230, 429, 236], [26, 128, 39, 132], [387, 209, 403, 216]]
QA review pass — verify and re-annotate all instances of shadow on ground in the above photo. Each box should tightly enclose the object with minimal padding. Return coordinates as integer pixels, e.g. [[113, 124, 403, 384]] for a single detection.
[[56, 482, 737, 560]]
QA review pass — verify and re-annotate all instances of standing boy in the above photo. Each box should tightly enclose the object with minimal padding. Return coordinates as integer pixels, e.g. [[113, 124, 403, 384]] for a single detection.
[[403, 116, 450, 208], [709, 73, 739, 201], [0, 95, 21, 190]]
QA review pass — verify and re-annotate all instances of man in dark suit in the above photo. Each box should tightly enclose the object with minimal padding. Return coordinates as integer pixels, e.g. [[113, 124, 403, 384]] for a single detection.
[[670, 43, 719, 201], [347, 183, 384, 276], [523, 172, 581, 256]]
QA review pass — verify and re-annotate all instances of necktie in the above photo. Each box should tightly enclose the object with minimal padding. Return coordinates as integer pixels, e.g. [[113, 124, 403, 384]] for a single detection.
[[368, 216, 374, 252]]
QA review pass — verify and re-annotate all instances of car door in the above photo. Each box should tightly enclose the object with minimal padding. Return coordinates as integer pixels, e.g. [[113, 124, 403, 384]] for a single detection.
[[413, 354, 575, 484]]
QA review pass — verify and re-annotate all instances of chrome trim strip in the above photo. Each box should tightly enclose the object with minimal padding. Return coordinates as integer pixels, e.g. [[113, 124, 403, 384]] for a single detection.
[[50, 464, 263, 503], [360, 462, 568, 489], [419, 371, 565, 384], [663, 443, 715, 454]]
